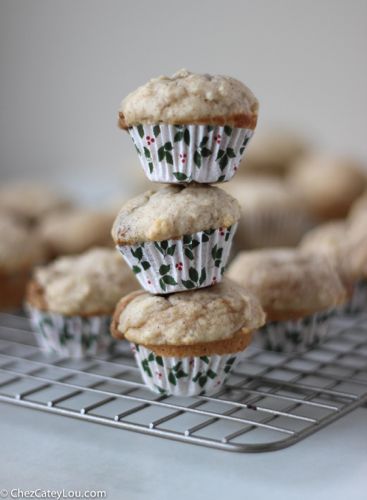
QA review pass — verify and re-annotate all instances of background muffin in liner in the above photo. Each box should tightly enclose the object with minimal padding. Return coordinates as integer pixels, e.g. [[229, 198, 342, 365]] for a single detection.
[[118, 69, 258, 184], [26, 248, 140, 358], [228, 249, 346, 352], [111, 280, 265, 396], [112, 184, 240, 294]]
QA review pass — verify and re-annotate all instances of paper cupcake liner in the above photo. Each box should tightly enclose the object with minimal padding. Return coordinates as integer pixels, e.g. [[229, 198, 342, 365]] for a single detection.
[[254, 309, 334, 353], [128, 124, 253, 184], [131, 343, 238, 396], [336, 280, 367, 315], [236, 210, 315, 249], [116, 224, 237, 294], [26, 305, 113, 359]]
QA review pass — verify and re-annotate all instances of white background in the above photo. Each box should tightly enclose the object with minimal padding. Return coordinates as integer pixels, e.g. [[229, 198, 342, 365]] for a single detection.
[[0, 0, 366, 201]]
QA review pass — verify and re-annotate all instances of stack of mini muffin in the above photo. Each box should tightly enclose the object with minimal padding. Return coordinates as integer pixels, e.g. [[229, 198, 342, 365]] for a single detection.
[[110, 70, 266, 396]]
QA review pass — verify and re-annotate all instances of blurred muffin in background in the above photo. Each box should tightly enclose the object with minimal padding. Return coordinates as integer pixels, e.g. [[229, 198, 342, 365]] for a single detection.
[[238, 129, 309, 177], [287, 154, 367, 221], [224, 177, 313, 250], [0, 213, 47, 310], [0, 182, 72, 225], [348, 190, 367, 221], [40, 209, 114, 258]]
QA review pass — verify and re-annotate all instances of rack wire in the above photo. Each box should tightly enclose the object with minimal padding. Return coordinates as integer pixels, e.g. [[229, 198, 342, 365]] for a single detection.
[[0, 311, 366, 452]]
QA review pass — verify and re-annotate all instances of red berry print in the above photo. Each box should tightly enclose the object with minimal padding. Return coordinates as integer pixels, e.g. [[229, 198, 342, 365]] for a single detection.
[[175, 262, 183, 271], [147, 280, 152, 285], [146, 135, 155, 146], [155, 371, 163, 379], [214, 134, 221, 144], [219, 227, 225, 236], [179, 153, 187, 164], [211, 276, 218, 285]]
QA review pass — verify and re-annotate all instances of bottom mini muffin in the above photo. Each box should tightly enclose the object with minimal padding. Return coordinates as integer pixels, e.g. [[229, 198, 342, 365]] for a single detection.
[[25, 248, 140, 358], [130, 330, 251, 396], [27, 305, 112, 358], [111, 279, 265, 396]]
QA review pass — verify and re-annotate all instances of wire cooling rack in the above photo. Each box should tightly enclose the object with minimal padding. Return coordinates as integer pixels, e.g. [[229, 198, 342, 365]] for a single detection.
[[0, 311, 366, 453]]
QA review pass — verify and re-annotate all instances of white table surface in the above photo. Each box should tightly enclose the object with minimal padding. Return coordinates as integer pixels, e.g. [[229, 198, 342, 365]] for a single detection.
[[0, 401, 366, 500]]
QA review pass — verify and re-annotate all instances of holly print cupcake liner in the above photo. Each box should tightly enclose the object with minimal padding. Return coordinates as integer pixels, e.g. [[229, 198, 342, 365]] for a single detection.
[[254, 310, 334, 353], [27, 306, 113, 359], [128, 124, 253, 184], [116, 224, 237, 294], [131, 343, 239, 396]]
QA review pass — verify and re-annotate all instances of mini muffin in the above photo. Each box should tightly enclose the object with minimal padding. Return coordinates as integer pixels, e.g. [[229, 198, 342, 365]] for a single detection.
[[239, 129, 309, 177], [26, 248, 140, 358], [300, 220, 367, 314], [0, 182, 72, 225], [112, 184, 240, 294], [228, 249, 346, 351], [287, 154, 367, 220], [111, 279, 265, 396], [40, 209, 114, 257], [0, 213, 47, 310], [223, 177, 314, 250], [118, 69, 259, 184]]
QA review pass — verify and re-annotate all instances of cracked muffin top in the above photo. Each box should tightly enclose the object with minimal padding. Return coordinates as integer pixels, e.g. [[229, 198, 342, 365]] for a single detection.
[[27, 248, 139, 316], [111, 184, 240, 245], [227, 248, 346, 321], [111, 278, 265, 346], [118, 69, 258, 129]]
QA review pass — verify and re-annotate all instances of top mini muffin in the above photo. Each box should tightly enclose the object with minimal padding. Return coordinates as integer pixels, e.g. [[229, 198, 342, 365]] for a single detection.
[[118, 69, 259, 129]]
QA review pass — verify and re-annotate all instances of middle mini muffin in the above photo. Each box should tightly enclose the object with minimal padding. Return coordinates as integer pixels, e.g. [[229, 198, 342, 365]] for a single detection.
[[111, 184, 240, 294]]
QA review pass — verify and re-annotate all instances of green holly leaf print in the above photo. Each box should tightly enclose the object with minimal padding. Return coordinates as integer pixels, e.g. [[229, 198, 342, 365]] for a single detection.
[[215, 260, 221, 268], [168, 372, 177, 386], [182, 279, 196, 289], [143, 147, 151, 158], [148, 162, 154, 173], [155, 356, 164, 367], [191, 239, 200, 249], [176, 370, 188, 379], [161, 240, 168, 251], [137, 124, 144, 138], [148, 352, 155, 362], [217, 175, 226, 182], [154, 242, 164, 255], [216, 149, 225, 160], [183, 128, 190, 146], [173, 361, 182, 372], [164, 141, 173, 151], [183, 234, 192, 244], [211, 245, 218, 260], [207, 125, 213, 132], [201, 147, 212, 158], [224, 125, 232, 136], [201, 234, 209, 243], [141, 261, 151, 270], [165, 151, 174, 165], [219, 154, 229, 170], [184, 248, 194, 260], [199, 268, 207, 285], [162, 275, 177, 286], [158, 146, 165, 162], [167, 244, 176, 256], [199, 136, 209, 147], [132, 265, 141, 274], [174, 131, 184, 142], [189, 267, 199, 282], [142, 359, 152, 377], [204, 229, 215, 235], [193, 150, 202, 167], [227, 148, 236, 158], [159, 264, 171, 276], [173, 172, 188, 182], [192, 372, 202, 383], [153, 125, 161, 137], [199, 356, 209, 364], [207, 369, 217, 379], [215, 248, 223, 259], [132, 247, 143, 260], [159, 278, 166, 291], [198, 375, 208, 388]]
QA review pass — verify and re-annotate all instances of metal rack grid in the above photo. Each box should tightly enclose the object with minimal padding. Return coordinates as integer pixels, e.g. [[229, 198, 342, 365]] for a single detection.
[[0, 311, 366, 453]]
